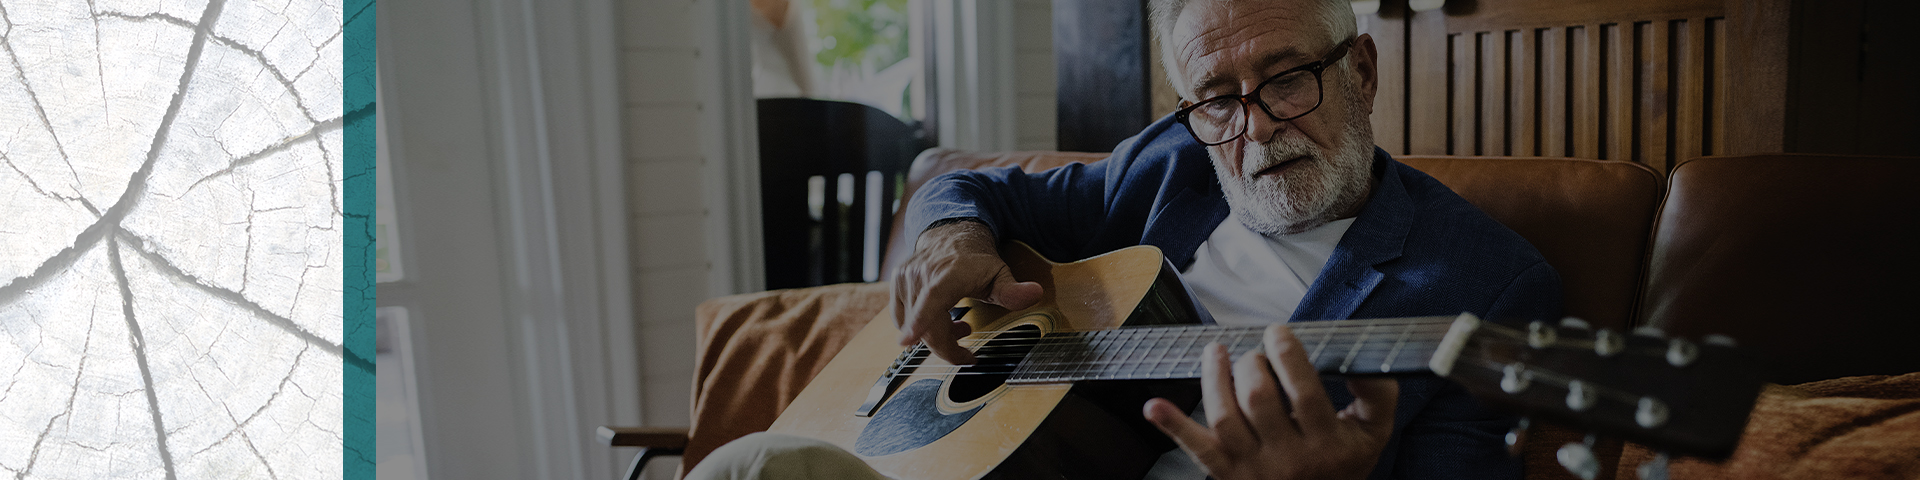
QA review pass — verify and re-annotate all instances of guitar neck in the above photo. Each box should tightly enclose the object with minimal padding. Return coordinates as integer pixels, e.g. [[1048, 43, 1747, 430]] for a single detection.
[[1006, 314, 1479, 384]]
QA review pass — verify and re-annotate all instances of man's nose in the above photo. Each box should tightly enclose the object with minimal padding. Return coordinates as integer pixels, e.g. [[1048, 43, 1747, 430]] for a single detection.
[[1242, 104, 1288, 144]]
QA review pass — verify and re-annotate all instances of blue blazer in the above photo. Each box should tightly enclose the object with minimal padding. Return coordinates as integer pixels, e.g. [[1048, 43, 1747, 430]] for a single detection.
[[906, 115, 1563, 479]]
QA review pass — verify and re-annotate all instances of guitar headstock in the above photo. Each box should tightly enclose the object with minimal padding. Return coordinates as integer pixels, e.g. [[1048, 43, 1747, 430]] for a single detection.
[[1445, 318, 1763, 461]]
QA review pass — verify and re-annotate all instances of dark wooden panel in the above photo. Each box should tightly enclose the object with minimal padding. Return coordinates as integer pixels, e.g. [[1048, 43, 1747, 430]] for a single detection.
[[1409, 11, 1450, 155], [1443, 0, 1723, 33], [1540, 27, 1568, 157], [1572, 25, 1600, 160], [1512, 29, 1538, 156], [1451, 33, 1477, 154], [1054, 0, 1150, 153], [1362, 3, 1408, 154], [1605, 23, 1632, 161], [1676, 18, 1707, 162], [1708, 17, 1728, 156], [1480, 31, 1507, 155], [1724, 0, 1788, 155], [1637, 21, 1672, 170]]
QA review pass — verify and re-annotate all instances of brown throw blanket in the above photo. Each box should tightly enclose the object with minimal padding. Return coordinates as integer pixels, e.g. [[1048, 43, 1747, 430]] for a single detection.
[[1617, 372, 1920, 480]]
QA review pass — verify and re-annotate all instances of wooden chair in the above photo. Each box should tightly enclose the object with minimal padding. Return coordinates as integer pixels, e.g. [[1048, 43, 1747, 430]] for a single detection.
[[756, 98, 929, 289]]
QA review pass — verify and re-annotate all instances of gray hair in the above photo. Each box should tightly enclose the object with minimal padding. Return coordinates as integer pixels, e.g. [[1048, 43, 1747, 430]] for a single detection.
[[1148, 0, 1358, 98]]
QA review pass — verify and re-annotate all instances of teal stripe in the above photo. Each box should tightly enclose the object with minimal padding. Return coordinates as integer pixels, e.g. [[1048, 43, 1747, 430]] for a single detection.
[[343, 0, 376, 478]]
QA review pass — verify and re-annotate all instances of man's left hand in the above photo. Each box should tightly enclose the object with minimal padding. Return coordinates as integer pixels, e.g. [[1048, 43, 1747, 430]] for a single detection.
[[1143, 324, 1399, 480]]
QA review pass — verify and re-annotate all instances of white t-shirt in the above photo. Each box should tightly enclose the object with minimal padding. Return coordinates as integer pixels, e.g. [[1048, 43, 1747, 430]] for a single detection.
[[1145, 213, 1355, 480], [1179, 214, 1355, 325]]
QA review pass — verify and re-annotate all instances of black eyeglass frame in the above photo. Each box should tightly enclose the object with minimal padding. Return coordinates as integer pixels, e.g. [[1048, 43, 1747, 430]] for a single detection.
[[1173, 38, 1355, 146]]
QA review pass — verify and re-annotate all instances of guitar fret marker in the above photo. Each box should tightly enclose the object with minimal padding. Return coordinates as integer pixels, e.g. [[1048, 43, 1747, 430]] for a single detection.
[[1339, 323, 1374, 373], [1309, 326, 1335, 364], [1381, 322, 1415, 372]]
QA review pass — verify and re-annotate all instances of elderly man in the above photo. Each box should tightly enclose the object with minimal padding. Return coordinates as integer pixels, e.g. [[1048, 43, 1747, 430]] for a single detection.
[[690, 0, 1559, 478]]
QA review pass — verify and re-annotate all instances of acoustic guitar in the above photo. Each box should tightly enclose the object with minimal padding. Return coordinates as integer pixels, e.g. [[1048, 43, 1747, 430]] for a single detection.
[[767, 242, 1762, 480]]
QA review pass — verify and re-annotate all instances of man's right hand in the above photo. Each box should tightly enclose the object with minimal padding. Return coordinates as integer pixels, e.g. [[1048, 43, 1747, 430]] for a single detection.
[[889, 220, 1044, 365]]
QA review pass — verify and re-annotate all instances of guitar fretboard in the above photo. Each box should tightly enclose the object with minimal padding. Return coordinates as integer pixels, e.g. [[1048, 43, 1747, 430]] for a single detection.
[[1004, 315, 1472, 384]]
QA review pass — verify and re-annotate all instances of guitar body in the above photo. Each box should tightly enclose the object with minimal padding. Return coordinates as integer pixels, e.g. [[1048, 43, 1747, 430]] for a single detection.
[[767, 242, 1200, 480]]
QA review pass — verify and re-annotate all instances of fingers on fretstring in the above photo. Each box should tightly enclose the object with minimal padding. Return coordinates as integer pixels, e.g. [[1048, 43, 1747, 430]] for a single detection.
[[1201, 343, 1258, 448], [1234, 351, 1299, 442], [1265, 324, 1339, 433]]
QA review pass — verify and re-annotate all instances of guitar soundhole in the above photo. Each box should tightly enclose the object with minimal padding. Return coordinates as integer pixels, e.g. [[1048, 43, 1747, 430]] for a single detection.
[[946, 324, 1042, 403]]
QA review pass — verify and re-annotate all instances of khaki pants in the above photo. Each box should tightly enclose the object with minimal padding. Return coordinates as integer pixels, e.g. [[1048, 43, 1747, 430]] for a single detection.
[[684, 433, 895, 480]]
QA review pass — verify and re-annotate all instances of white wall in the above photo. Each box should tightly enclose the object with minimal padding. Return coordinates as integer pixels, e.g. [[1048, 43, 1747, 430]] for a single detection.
[[1013, 0, 1057, 151], [619, 0, 707, 432]]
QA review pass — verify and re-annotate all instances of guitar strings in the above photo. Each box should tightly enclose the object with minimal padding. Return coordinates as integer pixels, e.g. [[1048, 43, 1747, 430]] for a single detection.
[[937, 331, 1455, 349], [939, 324, 1456, 346], [895, 329, 1455, 367], [899, 338, 1451, 362], [949, 318, 1459, 337], [902, 326, 1456, 355], [891, 341, 1449, 375], [877, 319, 1476, 378]]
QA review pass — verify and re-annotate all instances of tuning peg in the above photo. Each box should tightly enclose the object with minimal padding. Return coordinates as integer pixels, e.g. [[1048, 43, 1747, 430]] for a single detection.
[[1593, 329, 1624, 357], [1636, 452, 1671, 480], [1566, 380, 1597, 411], [1636, 396, 1670, 428], [1557, 434, 1601, 480], [1527, 321, 1558, 348], [1558, 317, 1592, 330], [1666, 338, 1699, 367], [1633, 326, 1666, 338], [1505, 417, 1531, 457], [1501, 363, 1533, 394]]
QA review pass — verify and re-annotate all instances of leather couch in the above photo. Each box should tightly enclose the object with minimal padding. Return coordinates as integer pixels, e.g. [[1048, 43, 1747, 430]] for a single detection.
[[605, 150, 1920, 480]]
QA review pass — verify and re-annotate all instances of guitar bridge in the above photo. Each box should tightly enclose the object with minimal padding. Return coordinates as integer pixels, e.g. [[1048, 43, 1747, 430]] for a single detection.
[[854, 344, 927, 416], [853, 375, 894, 417]]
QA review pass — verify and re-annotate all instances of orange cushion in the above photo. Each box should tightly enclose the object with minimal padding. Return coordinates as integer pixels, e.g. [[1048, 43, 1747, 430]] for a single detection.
[[682, 282, 892, 475]]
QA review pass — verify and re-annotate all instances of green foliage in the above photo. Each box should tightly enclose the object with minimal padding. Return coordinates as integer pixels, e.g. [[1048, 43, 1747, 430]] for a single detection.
[[811, 0, 910, 71]]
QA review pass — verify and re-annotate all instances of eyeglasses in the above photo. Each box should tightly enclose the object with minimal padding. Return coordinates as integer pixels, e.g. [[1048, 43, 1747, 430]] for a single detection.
[[1174, 39, 1353, 146]]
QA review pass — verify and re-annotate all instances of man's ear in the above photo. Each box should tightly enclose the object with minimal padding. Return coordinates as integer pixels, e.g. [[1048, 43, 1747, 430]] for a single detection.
[[1351, 33, 1380, 115]]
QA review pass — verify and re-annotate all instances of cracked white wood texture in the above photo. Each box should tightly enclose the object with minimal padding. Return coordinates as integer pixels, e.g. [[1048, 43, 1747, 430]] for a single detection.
[[0, 0, 344, 478]]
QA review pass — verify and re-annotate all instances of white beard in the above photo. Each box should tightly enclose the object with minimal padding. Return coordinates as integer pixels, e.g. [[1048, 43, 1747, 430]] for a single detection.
[[1211, 88, 1376, 236]]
